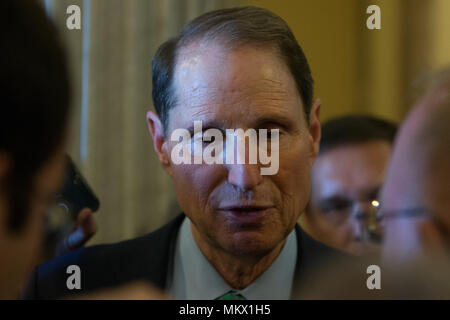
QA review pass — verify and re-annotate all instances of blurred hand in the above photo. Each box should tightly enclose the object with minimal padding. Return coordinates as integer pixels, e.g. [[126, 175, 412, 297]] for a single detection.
[[56, 208, 98, 255]]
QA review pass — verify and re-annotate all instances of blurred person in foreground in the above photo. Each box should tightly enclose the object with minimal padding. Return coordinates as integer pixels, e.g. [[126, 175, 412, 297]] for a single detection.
[[0, 0, 70, 299], [295, 69, 450, 299], [300, 115, 397, 255], [28, 6, 352, 300], [0, 0, 162, 299], [380, 69, 450, 266]]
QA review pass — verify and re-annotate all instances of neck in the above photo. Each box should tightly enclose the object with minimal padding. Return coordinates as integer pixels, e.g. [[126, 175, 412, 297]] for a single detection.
[[190, 223, 286, 290]]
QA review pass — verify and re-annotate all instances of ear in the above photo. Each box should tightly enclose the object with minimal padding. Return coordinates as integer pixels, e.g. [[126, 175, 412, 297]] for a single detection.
[[308, 98, 321, 161], [146, 111, 171, 172]]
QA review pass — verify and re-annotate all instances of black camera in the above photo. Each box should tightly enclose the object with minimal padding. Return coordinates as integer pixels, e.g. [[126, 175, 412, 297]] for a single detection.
[[57, 155, 100, 218]]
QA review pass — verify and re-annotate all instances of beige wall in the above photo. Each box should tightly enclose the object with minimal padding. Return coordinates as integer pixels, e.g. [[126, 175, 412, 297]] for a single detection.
[[245, 0, 448, 123], [246, 0, 362, 122], [430, 0, 450, 70]]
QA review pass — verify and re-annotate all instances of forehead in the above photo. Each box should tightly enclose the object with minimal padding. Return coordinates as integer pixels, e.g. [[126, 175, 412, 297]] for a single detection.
[[311, 141, 392, 198], [168, 42, 304, 130]]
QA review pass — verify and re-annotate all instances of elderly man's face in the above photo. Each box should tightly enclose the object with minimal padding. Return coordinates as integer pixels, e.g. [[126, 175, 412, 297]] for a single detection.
[[150, 43, 320, 257]]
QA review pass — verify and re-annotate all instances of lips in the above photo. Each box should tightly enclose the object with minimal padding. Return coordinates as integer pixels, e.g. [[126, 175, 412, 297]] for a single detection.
[[217, 205, 274, 225], [219, 205, 273, 211]]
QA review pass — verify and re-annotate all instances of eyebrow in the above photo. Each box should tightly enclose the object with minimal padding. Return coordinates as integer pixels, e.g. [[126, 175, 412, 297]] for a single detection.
[[318, 195, 352, 207], [319, 185, 382, 205], [184, 113, 297, 135], [253, 115, 296, 131], [185, 120, 227, 136]]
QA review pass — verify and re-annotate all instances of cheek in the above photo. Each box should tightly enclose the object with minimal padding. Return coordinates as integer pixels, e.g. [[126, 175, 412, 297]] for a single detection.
[[21, 199, 46, 258], [1, 205, 44, 296], [273, 140, 312, 221], [277, 141, 312, 198], [171, 164, 224, 215], [23, 215, 44, 265]]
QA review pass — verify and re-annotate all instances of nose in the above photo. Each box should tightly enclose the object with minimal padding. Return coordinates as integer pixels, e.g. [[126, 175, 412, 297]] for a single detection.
[[349, 216, 362, 241], [351, 202, 374, 242], [227, 163, 263, 191], [224, 133, 263, 191]]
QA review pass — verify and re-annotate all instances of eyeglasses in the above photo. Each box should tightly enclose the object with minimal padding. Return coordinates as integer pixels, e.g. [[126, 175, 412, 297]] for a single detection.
[[359, 205, 436, 244], [377, 206, 450, 249], [354, 200, 383, 244], [319, 198, 383, 244], [377, 207, 431, 220]]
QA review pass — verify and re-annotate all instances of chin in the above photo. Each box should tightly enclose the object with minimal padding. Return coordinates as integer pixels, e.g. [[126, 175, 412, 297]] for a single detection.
[[225, 231, 279, 257]]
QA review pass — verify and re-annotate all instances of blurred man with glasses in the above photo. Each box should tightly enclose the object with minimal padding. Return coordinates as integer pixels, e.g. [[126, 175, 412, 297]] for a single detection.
[[300, 115, 397, 255]]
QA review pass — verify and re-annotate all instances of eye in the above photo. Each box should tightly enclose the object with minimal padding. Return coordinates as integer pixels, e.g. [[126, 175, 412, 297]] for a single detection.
[[259, 127, 282, 141], [320, 199, 352, 212], [205, 135, 216, 144], [191, 132, 203, 142], [189, 133, 204, 155], [267, 129, 280, 139]]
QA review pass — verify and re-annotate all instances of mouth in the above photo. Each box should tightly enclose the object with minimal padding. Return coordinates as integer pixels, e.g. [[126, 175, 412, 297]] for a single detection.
[[217, 205, 275, 225]]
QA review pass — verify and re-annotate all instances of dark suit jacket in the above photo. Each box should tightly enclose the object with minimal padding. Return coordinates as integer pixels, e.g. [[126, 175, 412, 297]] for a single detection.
[[24, 213, 350, 299]]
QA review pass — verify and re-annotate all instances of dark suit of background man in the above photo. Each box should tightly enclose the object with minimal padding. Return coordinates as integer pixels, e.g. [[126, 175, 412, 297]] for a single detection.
[[26, 6, 349, 300]]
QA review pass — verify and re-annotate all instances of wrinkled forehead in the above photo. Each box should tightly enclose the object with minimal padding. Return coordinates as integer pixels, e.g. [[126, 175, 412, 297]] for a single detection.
[[174, 40, 285, 85], [168, 42, 304, 130]]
